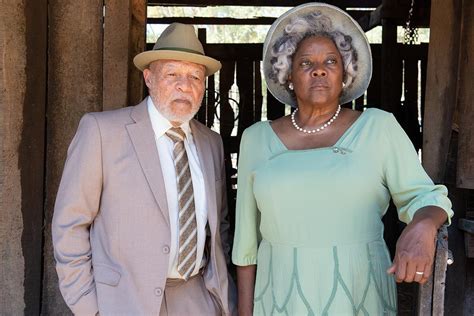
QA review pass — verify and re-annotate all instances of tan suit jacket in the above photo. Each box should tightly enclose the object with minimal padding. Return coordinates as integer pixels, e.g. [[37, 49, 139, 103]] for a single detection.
[[52, 99, 235, 315]]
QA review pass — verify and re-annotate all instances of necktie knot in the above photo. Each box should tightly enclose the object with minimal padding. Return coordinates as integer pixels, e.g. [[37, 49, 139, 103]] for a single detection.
[[166, 127, 186, 143]]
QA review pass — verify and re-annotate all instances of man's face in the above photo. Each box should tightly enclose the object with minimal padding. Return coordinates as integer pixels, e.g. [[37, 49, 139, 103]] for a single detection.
[[143, 60, 206, 125]]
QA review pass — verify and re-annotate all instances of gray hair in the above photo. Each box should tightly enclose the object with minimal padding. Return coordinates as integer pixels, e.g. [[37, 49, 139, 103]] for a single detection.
[[269, 11, 358, 90]]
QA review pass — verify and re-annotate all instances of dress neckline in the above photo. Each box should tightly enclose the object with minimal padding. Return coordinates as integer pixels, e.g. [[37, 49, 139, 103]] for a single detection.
[[266, 108, 369, 152]]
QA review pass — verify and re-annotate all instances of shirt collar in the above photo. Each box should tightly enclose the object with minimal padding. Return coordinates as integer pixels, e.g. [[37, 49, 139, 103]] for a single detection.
[[147, 97, 193, 141]]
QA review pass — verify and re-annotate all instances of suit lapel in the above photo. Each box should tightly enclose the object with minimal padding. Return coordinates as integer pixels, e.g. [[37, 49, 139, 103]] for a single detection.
[[126, 100, 170, 227], [190, 120, 217, 233]]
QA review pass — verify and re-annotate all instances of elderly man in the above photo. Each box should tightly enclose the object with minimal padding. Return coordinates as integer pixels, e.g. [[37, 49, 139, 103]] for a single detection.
[[52, 23, 235, 315]]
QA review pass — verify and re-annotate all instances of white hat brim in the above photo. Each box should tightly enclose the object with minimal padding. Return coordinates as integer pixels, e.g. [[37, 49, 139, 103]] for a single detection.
[[133, 50, 222, 76]]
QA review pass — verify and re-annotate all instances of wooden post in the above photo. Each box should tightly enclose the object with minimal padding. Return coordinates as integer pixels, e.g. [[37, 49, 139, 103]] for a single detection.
[[381, 18, 402, 118], [219, 61, 236, 137], [236, 60, 255, 134], [1, 0, 47, 314], [422, 0, 462, 181], [42, 1, 104, 314], [0, 0, 47, 314], [128, 0, 147, 106], [417, 226, 449, 315], [103, 1, 133, 110], [456, 0, 474, 189], [103, 0, 146, 109]]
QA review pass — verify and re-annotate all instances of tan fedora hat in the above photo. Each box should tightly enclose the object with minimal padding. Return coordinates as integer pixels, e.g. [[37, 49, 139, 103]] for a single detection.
[[263, 3, 372, 107], [133, 23, 221, 76]]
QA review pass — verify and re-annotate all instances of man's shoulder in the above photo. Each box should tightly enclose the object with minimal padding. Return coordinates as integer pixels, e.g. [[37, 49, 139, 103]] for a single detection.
[[190, 119, 221, 141], [89, 105, 133, 122], [87, 100, 147, 126]]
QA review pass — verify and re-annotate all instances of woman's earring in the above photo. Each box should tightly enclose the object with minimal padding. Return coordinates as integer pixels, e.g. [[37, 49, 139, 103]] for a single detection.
[[342, 81, 346, 88], [288, 82, 294, 90]]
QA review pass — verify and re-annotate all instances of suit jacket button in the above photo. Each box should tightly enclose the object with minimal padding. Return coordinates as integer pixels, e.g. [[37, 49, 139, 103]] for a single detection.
[[154, 287, 163, 296], [162, 246, 170, 254]]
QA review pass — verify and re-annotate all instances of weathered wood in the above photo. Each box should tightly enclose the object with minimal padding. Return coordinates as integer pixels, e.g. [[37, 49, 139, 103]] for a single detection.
[[236, 61, 255, 135], [206, 75, 216, 128], [417, 225, 449, 315], [366, 44, 381, 107], [148, 11, 371, 25], [20, 1, 48, 314], [422, 0, 462, 182], [456, 0, 474, 189], [266, 91, 286, 120], [459, 219, 474, 235], [197, 28, 208, 125], [417, 270, 434, 315], [420, 57, 427, 136], [42, 1, 104, 314], [149, 0, 382, 8], [459, 218, 474, 258], [357, 4, 382, 31], [103, 0, 132, 110], [381, 16, 402, 119], [128, 0, 146, 106], [148, 16, 277, 25], [1, 1, 29, 314], [403, 58, 421, 151], [432, 225, 449, 315], [219, 61, 236, 137], [145, 42, 263, 61]]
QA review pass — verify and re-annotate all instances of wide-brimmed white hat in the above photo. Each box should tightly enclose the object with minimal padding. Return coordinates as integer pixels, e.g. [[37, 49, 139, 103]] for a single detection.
[[134, 23, 221, 76], [263, 2, 372, 107]]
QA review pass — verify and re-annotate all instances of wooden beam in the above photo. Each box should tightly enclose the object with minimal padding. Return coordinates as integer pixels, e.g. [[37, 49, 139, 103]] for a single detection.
[[417, 225, 449, 315], [21, 1, 48, 314], [148, 16, 277, 25], [380, 13, 402, 118], [422, 0, 462, 182], [148, 0, 382, 8], [103, 0, 132, 110], [459, 219, 474, 234], [456, 0, 474, 189], [0, 0, 46, 314], [357, 4, 382, 31], [147, 11, 371, 25], [147, 43, 263, 61], [128, 0, 147, 106]]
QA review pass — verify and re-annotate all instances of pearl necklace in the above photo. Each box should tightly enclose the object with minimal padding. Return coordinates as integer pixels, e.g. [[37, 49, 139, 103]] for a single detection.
[[291, 105, 341, 134]]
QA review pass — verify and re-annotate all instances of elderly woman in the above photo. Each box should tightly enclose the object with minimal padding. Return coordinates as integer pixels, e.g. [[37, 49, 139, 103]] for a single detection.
[[231, 3, 453, 315]]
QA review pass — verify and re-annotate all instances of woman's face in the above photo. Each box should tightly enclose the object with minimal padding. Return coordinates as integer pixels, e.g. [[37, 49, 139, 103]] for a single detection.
[[289, 36, 344, 108]]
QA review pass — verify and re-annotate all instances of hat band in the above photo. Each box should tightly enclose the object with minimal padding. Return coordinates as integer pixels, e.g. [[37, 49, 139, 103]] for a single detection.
[[154, 47, 204, 56]]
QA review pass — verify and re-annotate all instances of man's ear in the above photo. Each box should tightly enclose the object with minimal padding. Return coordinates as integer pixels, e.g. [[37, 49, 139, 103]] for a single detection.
[[143, 69, 152, 88]]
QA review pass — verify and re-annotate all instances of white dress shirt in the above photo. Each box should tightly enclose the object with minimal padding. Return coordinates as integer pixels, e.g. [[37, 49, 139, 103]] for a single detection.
[[147, 97, 208, 279]]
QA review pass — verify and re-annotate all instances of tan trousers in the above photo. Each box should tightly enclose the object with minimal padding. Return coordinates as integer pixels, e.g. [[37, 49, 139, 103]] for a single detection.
[[159, 274, 221, 316]]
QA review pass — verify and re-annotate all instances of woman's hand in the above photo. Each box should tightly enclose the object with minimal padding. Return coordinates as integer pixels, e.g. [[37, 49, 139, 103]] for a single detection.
[[386, 206, 448, 284]]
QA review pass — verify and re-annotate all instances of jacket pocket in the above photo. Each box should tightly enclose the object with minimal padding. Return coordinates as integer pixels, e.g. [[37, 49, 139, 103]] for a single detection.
[[94, 264, 121, 286]]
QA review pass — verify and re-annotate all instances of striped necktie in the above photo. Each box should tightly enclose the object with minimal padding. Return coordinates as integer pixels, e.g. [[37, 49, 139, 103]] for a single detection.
[[165, 127, 197, 280]]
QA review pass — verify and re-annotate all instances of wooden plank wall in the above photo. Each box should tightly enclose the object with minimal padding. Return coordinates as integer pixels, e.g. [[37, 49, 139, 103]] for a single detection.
[[422, 0, 474, 314], [422, 0, 462, 183], [0, 1, 47, 314], [41, 1, 146, 314]]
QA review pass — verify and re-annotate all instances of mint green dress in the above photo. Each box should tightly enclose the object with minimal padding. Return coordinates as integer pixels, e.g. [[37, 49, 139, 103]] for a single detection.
[[232, 108, 453, 316]]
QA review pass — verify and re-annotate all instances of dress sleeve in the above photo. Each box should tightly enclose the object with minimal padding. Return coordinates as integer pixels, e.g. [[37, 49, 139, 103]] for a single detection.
[[382, 113, 453, 224], [232, 128, 261, 266]]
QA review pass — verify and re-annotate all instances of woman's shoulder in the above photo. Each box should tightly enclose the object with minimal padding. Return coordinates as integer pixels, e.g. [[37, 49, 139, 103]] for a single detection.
[[241, 120, 271, 139], [359, 107, 398, 129], [362, 107, 393, 119]]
